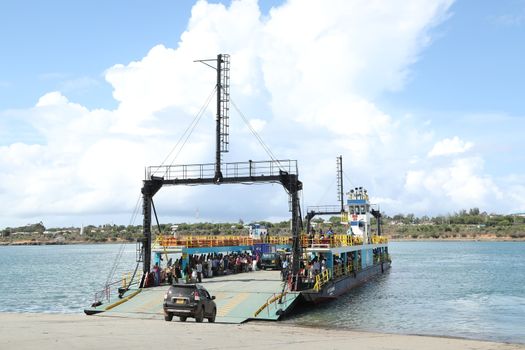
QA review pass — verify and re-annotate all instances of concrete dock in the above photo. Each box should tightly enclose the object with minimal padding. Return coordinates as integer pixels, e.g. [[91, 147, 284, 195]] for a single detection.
[[93, 270, 301, 323]]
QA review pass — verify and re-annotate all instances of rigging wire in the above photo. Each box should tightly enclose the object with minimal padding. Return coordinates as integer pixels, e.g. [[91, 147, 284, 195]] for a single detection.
[[103, 86, 216, 290], [103, 193, 142, 289], [310, 166, 354, 209], [151, 85, 217, 177], [102, 77, 301, 290], [165, 86, 217, 170], [316, 177, 337, 207], [230, 98, 286, 172], [342, 170, 355, 191]]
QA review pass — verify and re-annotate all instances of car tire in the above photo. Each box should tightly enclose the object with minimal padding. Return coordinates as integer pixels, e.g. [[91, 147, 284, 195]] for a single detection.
[[164, 312, 173, 322], [208, 308, 216, 323], [179, 316, 187, 322], [195, 306, 204, 323]]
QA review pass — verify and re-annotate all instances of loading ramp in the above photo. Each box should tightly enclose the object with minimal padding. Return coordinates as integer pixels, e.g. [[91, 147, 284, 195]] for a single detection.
[[91, 270, 301, 324]]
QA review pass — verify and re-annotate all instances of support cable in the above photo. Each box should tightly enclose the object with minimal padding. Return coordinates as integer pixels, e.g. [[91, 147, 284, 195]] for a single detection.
[[151, 86, 217, 177], [166, 86, 217, 169], [103, 193, 142, 291], [151, 198, 163, 235], [343, 171, 355, 190], [316, 178, 337, 207], [231, 98, 286, 172]]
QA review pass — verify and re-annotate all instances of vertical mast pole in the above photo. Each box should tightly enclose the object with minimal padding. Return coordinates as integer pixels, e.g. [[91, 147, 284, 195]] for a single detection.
[[142, 193, 152, 278], [338, 155, 344, 212], [215, 54, 222, 181]]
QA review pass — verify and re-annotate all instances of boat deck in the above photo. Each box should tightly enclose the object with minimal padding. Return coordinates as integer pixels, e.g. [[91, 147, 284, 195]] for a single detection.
[[90, 270, 301, 324]]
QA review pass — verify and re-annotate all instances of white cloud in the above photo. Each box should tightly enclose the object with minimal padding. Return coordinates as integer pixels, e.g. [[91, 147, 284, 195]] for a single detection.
[[36, 91, 69, 107], [247, 118, 266, 133], [404, 157, 502, 210], [8, 0, 523, 227], [428, 136, 473, 157], [491, 12, 525, 27]]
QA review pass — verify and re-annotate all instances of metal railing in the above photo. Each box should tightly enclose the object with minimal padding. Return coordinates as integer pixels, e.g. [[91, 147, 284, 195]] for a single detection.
[[301, 234, 387, 248], [253, 291, 289, 317], [92, 270, 143, 305], [313, 269, 332, 291], [154, 234, 386, 249], [312, 261, 363, 292], [306, 205, 342, 213], [147, 159, 298, 181], [155, 235, 292, 248]]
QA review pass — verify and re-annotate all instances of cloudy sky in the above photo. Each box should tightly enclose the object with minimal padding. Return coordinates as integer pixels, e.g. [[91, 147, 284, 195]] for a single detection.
[[1, 0, 524, 228]]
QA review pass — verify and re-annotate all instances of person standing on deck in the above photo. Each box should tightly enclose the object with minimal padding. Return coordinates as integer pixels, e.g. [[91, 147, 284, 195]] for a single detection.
[[207, 259, 213, 277], [153, 263, 161, 286], [196, 260, 203, 283], [281, 258, 289, 281], [235, 255, 241, 273], [223, 255, 229, 273], [313, 258, 320, 276]]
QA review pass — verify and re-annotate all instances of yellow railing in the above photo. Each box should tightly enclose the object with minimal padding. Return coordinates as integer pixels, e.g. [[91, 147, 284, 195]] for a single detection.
[[155, 234, 293, 248], [253, 291, 288, 317], [313, 269, 332, 292], [301, 234, 366, 248], [155, 233, 387, 249], [302, 234, 388, 248], [371, 235, 389, 244], [347, 262, 353, 273], [121, 271, 143, 289], [333, 265, 344, 278]]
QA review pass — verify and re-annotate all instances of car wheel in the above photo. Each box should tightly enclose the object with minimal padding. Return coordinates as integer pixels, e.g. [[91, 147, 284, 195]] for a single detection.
[[179, 316, 187, 322], [195, 306, 204, 323], [208, 308, 216, 323], [164, 312, 173, 322]]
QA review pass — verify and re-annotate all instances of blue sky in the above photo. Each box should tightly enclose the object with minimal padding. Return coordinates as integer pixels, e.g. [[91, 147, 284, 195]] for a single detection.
[[1, 0, 524, 228], [383, 0, 525, 114]]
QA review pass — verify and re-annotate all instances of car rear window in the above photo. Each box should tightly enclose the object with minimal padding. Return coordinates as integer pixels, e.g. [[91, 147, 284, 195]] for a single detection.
[[170, 286, 196, 296]]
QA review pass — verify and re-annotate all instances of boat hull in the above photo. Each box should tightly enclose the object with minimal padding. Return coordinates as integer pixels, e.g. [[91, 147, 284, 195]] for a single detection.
[[300, 261, 391, 303]]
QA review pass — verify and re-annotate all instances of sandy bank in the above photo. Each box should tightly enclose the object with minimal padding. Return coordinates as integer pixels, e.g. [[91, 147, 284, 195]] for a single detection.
[[0, 313, 523, 350]]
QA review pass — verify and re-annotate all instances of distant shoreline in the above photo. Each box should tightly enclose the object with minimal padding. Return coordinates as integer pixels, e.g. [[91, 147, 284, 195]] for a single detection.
[[391, 237, 525, 242], [0, 239, 131, 246], [1, 236, 524, 246]]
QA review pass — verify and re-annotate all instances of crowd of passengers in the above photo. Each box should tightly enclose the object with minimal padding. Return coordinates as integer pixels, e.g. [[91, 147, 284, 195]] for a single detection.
[[149, 252, 264, 286], [306, 227, 337, 245], [146, 250, 358, 288]]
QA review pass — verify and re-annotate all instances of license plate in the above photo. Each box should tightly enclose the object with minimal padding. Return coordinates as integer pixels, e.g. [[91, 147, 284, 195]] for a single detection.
[[176, 299, 185, 304]]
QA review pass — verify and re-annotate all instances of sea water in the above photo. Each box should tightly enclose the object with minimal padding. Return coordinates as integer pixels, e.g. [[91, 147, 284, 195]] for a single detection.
[[0, 241, 523, 343], [284, 241, 525, 344], [0, 244, 137, 313]]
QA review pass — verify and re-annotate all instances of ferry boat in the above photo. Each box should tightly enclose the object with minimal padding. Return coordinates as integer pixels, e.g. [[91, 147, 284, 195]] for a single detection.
[[298, 186, 390, 303], [85, 53, 391, 320]]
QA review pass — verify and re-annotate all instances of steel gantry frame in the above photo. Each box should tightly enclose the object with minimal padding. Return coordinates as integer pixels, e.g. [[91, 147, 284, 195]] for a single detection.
[[138, 54, 303, 288]]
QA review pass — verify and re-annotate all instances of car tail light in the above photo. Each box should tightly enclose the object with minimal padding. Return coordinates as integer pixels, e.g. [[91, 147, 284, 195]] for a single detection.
[[193, 290, 200, 301]]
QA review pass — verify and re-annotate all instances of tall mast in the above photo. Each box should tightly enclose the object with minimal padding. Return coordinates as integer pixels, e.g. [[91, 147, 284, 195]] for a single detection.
[[215, 54, 222, 180], [195, 54, 230, 181], [337, 155, 344, 212]]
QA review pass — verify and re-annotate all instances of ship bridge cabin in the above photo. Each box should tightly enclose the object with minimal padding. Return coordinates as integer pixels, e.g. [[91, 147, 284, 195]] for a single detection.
[[347, 187, 371, 242]]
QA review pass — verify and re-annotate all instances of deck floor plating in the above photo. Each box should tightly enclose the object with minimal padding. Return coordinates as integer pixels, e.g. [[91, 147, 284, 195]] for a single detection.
[[96, 270, 300, 324]]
